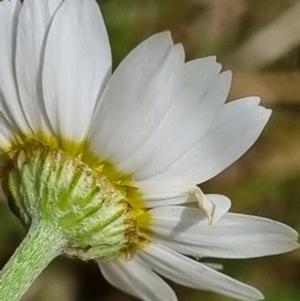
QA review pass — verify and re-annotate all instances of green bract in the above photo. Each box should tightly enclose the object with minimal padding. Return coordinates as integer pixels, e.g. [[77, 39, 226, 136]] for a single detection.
[[5, 140, 147, 260]]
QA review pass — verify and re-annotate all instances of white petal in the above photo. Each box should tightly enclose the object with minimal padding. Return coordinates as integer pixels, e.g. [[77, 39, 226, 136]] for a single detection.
[[89, 32, 180, 161], [147, 206, 299, 259], [127, 71, 231, 180], [207, 194, 232, 223], [142, 193, 231, 222], [138, 97, 271, 192], [144, 193, 188, 208], [99, 257, 177, 301], [42, 0, 111, 141], [140, 244, 264, 301], [118, 58, 224, 174], [89, 34, 226, 173], [203, 263, 223, 270], [0, 0, 29, 133], [15, 0, 62, 133], [0, 112, 17, 151]]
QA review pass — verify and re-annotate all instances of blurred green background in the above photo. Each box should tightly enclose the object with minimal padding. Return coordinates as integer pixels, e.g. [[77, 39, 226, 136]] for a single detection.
[[1, 0, 300, 300]]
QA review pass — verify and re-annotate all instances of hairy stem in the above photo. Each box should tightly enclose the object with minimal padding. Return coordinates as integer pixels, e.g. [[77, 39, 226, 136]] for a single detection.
[[0, 222, 64, 301]]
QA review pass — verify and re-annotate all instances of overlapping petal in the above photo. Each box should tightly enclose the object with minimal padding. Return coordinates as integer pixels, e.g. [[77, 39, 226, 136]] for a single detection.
[[0, 0, 29, 133], [0, 113, 16, 151], [138, 97, 271, 196], [42, 0, 111, 142], [99, 256, 177, 301], [89, 32, 183, 162], [139, 244, 264, 301], [15, 0, 62, 134], [148, 206, 299, 258], [122, 71, 231, 179], [88, 33, 228, 172]]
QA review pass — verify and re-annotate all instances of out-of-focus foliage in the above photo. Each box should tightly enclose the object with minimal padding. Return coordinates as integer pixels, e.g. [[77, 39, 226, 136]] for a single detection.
[[1, 0, 300, 300]]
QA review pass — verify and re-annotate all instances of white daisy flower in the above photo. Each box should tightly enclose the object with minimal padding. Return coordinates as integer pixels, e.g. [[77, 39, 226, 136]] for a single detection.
[[0, 0, 298, 301]]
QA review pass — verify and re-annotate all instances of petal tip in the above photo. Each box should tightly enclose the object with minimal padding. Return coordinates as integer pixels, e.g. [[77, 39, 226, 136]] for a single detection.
[[153, 31, 174, 46]]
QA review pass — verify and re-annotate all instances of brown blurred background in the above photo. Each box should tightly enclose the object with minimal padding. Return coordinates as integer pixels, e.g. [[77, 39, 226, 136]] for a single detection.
[[1, 0, 300, 300]]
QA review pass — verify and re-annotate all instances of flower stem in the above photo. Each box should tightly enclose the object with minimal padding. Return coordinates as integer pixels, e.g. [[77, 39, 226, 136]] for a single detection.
[[0, 222, 65, 301]]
